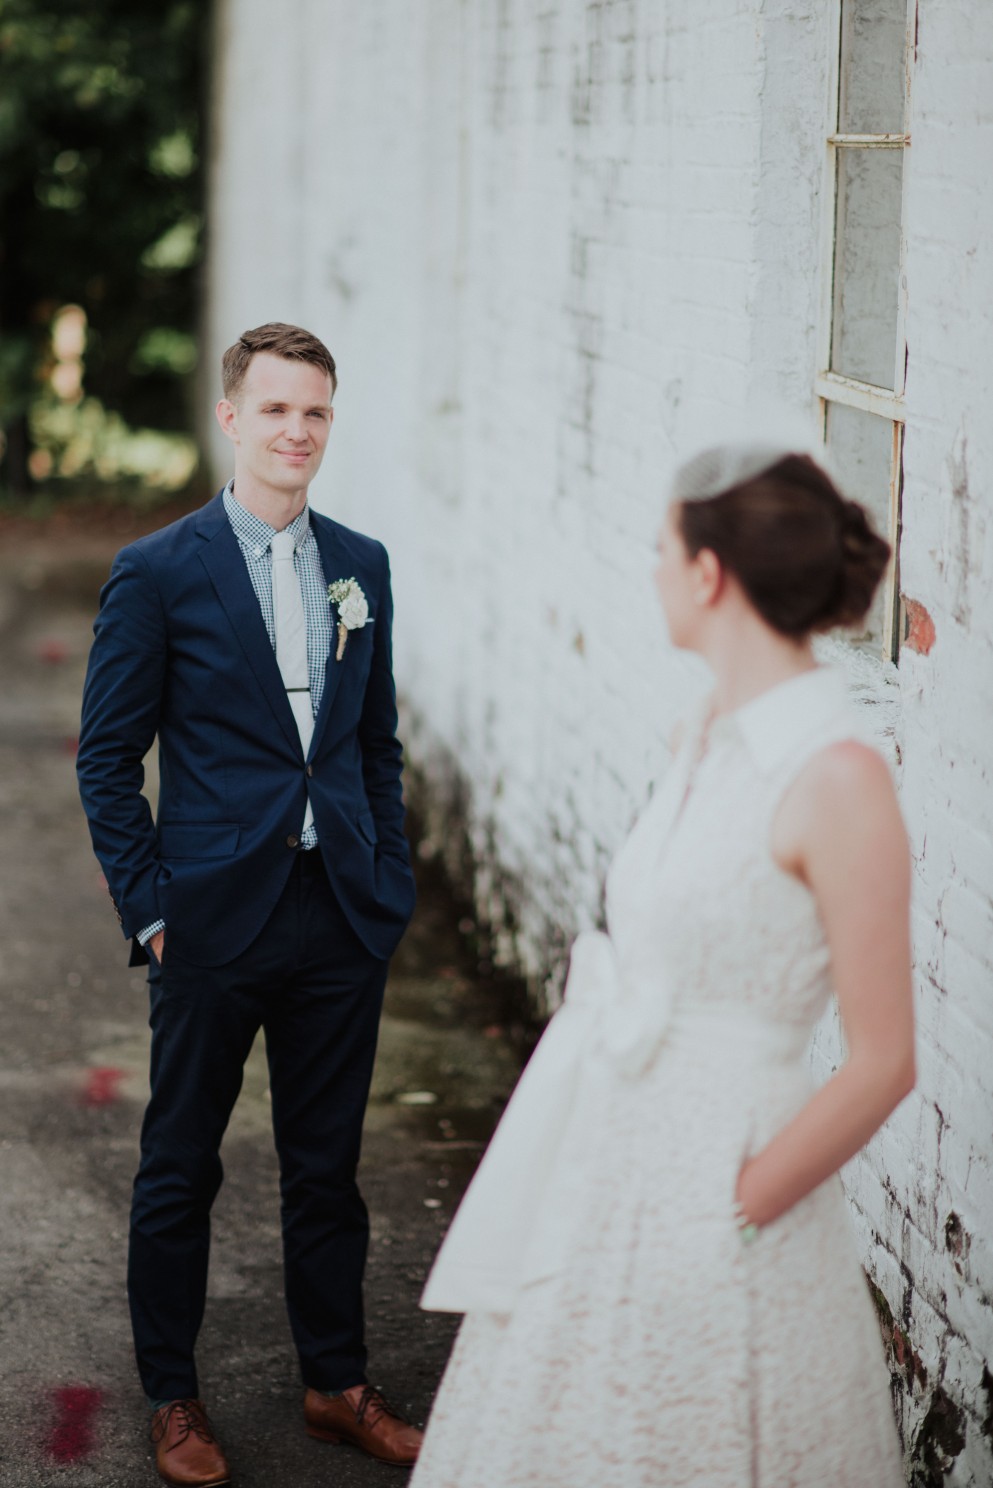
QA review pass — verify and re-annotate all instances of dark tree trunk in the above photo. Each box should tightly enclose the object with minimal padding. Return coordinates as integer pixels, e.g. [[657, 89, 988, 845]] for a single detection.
[[1, 411, 34, 501]]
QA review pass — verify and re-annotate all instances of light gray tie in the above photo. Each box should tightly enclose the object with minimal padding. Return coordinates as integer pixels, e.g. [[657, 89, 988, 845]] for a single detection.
[[271, 529, 314, 834]]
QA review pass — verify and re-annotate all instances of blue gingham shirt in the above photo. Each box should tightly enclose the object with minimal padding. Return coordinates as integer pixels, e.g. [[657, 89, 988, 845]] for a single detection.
[[138, 481, 330, 947], [220, 481, 332, 735]]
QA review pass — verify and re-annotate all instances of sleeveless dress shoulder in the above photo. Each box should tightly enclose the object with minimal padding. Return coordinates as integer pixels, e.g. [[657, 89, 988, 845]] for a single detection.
[[413, 668, 904, 1488]]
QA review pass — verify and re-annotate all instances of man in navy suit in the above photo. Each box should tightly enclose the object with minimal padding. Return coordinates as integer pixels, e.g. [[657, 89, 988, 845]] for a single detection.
[[77, 323, 421, 1485]]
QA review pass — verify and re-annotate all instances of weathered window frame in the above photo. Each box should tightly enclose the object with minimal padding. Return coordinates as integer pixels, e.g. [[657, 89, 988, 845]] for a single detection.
[[817, 0, 915, 661]]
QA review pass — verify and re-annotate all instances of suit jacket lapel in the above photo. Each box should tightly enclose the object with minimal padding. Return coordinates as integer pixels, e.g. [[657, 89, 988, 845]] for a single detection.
[[309, 513, 347, 759], [196, 496, 303, 756]]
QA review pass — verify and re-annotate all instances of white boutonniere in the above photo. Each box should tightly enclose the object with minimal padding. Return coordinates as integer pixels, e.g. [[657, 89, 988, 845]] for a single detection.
[[327, 577, 371, 661]]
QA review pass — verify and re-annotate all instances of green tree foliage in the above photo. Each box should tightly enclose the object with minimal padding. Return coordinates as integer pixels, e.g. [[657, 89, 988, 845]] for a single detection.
[[0, 0, 207, 496]]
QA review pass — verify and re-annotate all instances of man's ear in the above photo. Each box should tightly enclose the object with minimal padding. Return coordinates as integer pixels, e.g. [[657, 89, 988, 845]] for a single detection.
[[215, 398, 239, 443]]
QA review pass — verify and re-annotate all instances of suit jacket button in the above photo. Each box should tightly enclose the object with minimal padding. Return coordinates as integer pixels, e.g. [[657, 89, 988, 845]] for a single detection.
[[286, 834, 299, 849], [306, 764, 313, 777]]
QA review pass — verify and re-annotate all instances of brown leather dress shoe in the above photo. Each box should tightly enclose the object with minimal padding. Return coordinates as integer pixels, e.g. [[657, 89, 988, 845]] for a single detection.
[[150, 1399, 231, 1487], [304, 1384, 423, 1466]]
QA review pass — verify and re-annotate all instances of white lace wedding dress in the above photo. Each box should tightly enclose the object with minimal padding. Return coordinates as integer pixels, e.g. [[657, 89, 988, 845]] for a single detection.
[[413, 669, 904, 1488]]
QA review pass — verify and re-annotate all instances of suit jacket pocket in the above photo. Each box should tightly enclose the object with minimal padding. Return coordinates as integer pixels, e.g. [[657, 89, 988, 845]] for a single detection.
[[356, 810, 378, 846], [158, 822, 241, 859]]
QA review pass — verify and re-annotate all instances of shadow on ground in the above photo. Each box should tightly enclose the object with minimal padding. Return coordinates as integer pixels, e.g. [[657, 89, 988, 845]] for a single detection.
[[0, 511, 531, 1487]]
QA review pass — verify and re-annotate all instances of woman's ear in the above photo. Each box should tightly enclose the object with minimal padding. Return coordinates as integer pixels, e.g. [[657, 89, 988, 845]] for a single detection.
[[693, 547, 724, 607]]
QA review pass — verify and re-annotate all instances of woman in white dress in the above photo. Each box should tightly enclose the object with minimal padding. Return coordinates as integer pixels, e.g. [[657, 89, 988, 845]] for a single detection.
[[412, 442, 915, 1487]]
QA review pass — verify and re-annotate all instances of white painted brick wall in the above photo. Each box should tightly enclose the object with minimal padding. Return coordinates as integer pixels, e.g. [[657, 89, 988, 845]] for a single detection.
[[207, 1, 993, 1478]]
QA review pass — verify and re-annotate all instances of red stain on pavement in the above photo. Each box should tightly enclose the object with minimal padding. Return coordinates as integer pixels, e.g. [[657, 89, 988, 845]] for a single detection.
[[37, 638, 69, 665], [63, 735, 79, 755], [81, 1067, 125, 1107], [47, 1385, 103, 1462]]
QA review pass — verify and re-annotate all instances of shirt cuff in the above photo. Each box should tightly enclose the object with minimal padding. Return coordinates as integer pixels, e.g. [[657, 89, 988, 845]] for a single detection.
[[137, 919, 166, 946]]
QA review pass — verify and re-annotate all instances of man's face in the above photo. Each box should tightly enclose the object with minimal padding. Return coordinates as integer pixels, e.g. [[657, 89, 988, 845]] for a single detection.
[[216, 352, 334, 497]]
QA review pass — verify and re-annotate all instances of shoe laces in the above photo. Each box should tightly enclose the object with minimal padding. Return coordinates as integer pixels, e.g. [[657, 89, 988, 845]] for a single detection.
[[353, 1385, 411, 1429], [151, 1399, 218, 1449]]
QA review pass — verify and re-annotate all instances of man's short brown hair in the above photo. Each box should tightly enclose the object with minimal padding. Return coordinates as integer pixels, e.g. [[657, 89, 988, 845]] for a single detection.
[[221, 322, 337, 401]]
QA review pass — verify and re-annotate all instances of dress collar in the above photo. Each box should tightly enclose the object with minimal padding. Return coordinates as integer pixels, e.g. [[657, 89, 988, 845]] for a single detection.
[[713, 668, 854, 776]]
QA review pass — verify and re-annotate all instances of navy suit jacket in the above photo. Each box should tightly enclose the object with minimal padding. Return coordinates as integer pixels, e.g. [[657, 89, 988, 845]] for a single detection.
[[77, 490, 416, 968]]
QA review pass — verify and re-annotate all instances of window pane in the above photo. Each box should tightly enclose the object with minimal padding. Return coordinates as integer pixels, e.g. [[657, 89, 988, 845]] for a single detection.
[[824, 402, 896, 651], [839, 0, 908, 135], [831, 147, 903, 389]]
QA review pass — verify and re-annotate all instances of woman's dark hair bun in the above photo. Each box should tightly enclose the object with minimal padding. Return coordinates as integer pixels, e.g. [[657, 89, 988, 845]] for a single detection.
[[676, 453, 891, 638], [828, 496, 892, 630]]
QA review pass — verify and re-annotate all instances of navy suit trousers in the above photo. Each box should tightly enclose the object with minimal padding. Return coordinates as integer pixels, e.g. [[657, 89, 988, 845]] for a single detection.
[[128, 849, 387, 1402]]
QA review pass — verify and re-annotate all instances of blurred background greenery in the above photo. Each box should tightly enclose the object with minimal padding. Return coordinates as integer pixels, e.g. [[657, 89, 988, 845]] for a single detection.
[[0, 0, 209, 513]]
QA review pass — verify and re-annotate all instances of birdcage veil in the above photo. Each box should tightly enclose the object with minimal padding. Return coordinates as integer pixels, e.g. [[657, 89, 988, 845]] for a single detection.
[[666, 399, 829, 506]]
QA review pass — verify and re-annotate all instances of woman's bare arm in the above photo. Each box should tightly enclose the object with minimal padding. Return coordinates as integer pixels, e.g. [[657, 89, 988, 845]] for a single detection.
[[735, 741, 915, 1228]]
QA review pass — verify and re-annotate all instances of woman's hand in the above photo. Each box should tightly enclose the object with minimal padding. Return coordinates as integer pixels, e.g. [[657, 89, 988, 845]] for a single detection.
[[733, 1157, 769, 1231]]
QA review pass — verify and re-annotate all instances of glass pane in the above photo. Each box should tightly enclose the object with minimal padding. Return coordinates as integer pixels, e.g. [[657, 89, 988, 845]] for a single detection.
[[831, 147, 903, 389], [839, 0, 908, 135], [824, 403, 896, 651]]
